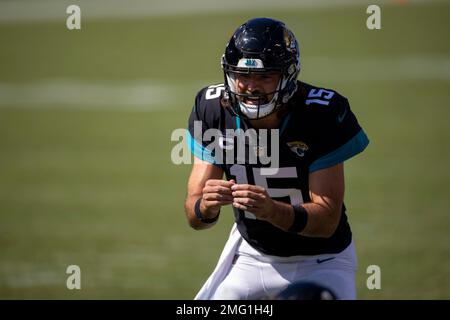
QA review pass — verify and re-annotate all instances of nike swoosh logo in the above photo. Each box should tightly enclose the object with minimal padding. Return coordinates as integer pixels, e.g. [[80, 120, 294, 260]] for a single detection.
[[338, 107, 348, 123], [316, 257, 335, 264]]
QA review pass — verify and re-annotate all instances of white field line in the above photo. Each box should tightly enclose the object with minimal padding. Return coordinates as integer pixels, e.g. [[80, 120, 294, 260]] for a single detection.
[[0, 55, 448, 110], [0, 79, 181, 111], [0, 0, 447, 24], [305, 55, 450, 82]]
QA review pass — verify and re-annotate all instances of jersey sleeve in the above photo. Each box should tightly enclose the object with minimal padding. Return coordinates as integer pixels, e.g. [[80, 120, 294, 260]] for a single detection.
[[187, 87, 222, 167], [309, 94, 369, 172]]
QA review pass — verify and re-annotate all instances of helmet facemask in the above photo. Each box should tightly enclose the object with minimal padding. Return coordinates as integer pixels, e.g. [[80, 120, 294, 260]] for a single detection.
[[222, 57, 299, 120]]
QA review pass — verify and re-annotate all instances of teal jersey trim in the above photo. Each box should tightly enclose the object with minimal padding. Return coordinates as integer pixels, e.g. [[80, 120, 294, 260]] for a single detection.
[[280, 113, 292, 135], [186, 130, 216, 164], [309, 129, 369, 172], [235, 116, 241, 130]]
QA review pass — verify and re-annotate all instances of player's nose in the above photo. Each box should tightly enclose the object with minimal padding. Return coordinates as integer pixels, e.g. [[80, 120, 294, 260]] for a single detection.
[[243, 78, 261, 92]]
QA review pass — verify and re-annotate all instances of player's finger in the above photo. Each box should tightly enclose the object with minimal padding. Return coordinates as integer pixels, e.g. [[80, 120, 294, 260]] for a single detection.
[[232, 202, 253, 211], [233, 197, 259, 207], [205, 200, 233, 207], [203, 193, 234, 202], [203, 185, 233, 195], [213, 186, 233, 195], [205, 179, 236, 188], [231, 190, 266, 200], [203, 185, 232, 195], [233, 202, 260, 213], [231, 184, 266, 193]]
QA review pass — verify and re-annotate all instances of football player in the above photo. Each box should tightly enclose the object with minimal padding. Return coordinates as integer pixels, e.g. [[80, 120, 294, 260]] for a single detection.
[[184, 18, 369, 300]]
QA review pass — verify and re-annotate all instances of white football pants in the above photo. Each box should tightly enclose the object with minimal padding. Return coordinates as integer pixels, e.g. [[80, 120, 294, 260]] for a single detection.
[[211, 236, 358, 300]]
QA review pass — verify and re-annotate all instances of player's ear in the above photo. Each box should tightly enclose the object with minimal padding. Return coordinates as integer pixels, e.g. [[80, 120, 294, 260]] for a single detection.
[[220, 96, 231, 108]]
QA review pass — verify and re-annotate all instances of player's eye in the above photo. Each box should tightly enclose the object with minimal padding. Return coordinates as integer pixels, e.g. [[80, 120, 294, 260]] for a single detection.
[[262, 75, 274, 80], [237, 74, 250, 81]]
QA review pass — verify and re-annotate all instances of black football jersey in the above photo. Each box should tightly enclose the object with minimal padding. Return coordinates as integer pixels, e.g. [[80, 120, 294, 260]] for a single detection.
[[187, 81, 369, 256]]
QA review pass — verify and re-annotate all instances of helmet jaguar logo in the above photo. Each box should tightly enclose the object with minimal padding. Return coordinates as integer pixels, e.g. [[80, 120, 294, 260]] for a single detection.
[[287, 141, 309, 157], [284, 29, 297, 53], [245, 59, 257, 67]]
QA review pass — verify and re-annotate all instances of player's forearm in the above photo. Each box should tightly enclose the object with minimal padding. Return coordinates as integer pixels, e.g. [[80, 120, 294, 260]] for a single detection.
[[265, 200, 340, 238], [262, 200, 295, 232], [299, 202, 341, 238]]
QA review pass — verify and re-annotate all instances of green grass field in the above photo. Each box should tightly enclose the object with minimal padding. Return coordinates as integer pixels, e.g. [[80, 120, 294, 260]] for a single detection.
[[0, 0, 449, 299]]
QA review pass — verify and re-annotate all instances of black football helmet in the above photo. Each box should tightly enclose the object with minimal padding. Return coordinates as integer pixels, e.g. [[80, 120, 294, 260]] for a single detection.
[[275, 281, 337, 300], [221, 18, 301, 119]]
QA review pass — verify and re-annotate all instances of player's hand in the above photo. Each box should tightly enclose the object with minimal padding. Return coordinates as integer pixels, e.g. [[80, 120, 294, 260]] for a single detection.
[[200, 179, 235, 217], [231, 184, 276, 221]]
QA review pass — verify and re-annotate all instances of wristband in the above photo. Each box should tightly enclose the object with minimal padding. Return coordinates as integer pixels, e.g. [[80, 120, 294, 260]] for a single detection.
[[288, 204, 308, 233], [194, 198, 219, 224]]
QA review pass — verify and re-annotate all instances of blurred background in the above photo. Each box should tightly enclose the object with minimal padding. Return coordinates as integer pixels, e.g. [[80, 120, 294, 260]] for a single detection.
[[0, 0, 449, 299]]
